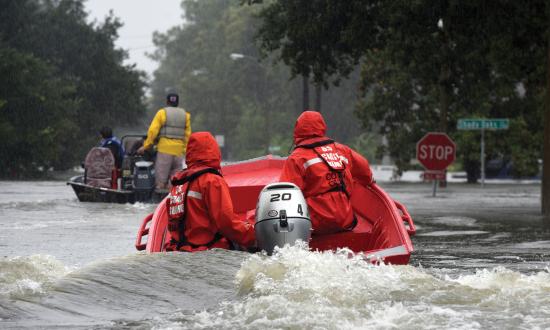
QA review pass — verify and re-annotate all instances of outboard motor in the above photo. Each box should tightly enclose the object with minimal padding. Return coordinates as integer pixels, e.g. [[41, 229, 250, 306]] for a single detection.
[[133, 160, 155, 201], [255, 182, 311, 255]]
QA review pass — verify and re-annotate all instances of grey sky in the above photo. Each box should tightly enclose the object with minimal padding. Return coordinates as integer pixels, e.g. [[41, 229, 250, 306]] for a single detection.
[[85, 0, 183, 79]]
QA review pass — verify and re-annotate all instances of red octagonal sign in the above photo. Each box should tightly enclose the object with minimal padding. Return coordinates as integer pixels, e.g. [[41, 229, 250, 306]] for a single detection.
[[416, 132, 456, 171]]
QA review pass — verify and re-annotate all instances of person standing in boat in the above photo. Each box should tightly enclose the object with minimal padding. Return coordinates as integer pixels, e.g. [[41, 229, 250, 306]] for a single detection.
[[165, 131, 255, 251], [98, 126, 125, 169], [279, 110, 375, 235], [137, 93, 191, 190]]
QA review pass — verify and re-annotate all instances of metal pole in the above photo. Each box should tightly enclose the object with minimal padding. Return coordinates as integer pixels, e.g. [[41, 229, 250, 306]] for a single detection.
[[432, 179, 438, 197], [481, 127, 485, 188]]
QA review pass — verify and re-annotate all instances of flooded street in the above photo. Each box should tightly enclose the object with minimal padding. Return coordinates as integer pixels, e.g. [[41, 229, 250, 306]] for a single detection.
[[1, 180, 549, 329]]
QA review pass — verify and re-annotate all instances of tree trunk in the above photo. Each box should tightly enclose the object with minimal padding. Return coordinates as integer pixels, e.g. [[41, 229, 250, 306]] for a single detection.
[[542, 26, 550, 223], [439, 71, 450, 133], [302, 74, 309, 111], [314, 83, 322, 112], [465, 158, 480, 184]]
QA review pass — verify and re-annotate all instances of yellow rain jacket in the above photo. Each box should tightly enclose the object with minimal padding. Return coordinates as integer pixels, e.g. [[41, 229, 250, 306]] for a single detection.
[[143, 108, 192, 156]]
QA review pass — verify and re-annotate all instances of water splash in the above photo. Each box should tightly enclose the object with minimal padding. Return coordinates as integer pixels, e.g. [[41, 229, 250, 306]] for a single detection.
[[0, 255, 73, 298], [152, 246, 550, 330]]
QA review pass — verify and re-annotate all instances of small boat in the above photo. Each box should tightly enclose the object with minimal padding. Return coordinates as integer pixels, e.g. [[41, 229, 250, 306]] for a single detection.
[[67, 135, 167, 204], [68, 174, 139, 203], [135, 156, 416, 264]]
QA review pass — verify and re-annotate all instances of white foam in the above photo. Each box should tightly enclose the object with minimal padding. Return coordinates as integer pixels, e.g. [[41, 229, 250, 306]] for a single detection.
[[450, 267, 550, 291], [153, 247, 550, 329], [0, 254, 73, 298]]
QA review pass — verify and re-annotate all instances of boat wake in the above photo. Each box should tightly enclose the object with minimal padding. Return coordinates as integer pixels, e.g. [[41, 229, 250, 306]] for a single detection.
[[146, 246, 550, 330], [1, 248, 550, 329], [0, 255, 72, 299]]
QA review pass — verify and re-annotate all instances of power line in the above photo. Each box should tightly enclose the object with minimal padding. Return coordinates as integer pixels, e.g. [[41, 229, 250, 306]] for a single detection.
[[125, 45, 156, 50]]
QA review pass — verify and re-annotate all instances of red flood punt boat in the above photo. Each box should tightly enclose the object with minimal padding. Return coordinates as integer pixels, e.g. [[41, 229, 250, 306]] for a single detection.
[[135, 156, 416, 265]]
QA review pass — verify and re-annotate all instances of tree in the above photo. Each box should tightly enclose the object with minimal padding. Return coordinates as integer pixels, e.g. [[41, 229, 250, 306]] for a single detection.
[[0, 45, 79, 176], [251, 0, 550, 218], [354, 1, 546, 181], [0, 0, 147, 176], [251, 0, 379, 112], [150, 0, 365, 160]]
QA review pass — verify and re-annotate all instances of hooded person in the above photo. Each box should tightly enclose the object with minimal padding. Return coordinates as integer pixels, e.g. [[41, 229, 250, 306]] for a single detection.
[[165, 132, 255, 251], [279, 111, 375, 235]]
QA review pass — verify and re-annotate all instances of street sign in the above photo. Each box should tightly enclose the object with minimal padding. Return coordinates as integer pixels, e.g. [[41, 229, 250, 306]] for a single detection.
[[416, 132, 456, 171], [457, 118, 509, 130], [457, 118, 509, 188], [423, 170, 446, 181], [215, 134, 225, 147]]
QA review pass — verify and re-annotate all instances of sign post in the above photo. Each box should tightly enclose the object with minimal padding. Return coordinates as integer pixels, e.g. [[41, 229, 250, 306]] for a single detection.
[[416, 132, 456, 197], [457, 118, 509, 187]]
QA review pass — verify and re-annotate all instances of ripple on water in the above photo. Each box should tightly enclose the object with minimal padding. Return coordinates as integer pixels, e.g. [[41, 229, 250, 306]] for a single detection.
[[511, 240, 550, 249], [429, 216, 479, 227], [417, 230, 490, 237]]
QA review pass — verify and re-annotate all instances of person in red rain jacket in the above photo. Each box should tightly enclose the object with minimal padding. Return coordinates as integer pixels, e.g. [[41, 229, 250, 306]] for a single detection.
[[166, 132, 255, 251], [279, 111, 375, 235]]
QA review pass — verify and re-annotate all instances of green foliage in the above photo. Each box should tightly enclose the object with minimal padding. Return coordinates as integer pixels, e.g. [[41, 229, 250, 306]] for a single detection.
[[0, 45, 76, 176], [150, 0, 366, 160], [355, 0, 547, 179], [253, 0, 376, 85], [233, 104, 270, 159], [251, 0, 547, 179], [0, 0, 146, 177], [348, 132, 378, 162]]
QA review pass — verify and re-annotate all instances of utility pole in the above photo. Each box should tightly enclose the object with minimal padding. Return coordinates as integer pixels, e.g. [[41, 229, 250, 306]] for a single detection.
[[542, 24, 550, 224], [314, 82, 322, 112], [438, 17, 451, 188], [302, 74, 309, 111]]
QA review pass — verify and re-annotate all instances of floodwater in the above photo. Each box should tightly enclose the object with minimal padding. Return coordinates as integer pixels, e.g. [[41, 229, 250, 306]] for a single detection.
[[1, 180, 549, 329]]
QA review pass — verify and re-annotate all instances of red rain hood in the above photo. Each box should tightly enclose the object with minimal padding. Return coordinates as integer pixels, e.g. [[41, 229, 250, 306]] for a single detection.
[[293, 110, 327, 144], [185, 132, 221, 169]]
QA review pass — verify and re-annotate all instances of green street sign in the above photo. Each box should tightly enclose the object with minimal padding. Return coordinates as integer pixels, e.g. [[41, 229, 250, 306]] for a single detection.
[[457, 118, 509, 130]]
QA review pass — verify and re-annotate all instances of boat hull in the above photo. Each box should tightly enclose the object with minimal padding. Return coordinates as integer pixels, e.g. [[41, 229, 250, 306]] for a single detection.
[[67, 175, 164, 204], [135, 156, 416, 264]]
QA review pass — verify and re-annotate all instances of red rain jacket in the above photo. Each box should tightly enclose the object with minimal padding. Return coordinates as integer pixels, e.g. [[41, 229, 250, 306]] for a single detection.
[[279, 111, 374, 235], [166, 132, 255, 251]]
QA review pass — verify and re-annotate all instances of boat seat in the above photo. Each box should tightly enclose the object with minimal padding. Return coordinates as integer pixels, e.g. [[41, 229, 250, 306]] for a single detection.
[[309, 215, 375, 253], [84, 147, 115, 188]]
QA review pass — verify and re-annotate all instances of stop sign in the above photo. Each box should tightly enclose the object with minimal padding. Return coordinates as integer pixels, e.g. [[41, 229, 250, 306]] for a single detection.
[[416, 132, 456, 171]]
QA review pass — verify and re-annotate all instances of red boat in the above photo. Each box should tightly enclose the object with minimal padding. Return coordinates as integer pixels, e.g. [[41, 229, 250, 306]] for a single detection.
[[135, 156, 416, 264]]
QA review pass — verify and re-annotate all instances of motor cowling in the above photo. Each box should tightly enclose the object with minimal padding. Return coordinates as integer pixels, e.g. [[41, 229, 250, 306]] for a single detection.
[[255, 182, 311, 255], [133, 160, 155, 201]]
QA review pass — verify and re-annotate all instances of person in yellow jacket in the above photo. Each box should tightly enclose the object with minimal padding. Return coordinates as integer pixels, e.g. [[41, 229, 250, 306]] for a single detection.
[[137, 93, 191, 190]]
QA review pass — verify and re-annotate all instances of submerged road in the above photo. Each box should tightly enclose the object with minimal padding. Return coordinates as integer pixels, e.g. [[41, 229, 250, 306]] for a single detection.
[[0, 180, 549, 329]]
